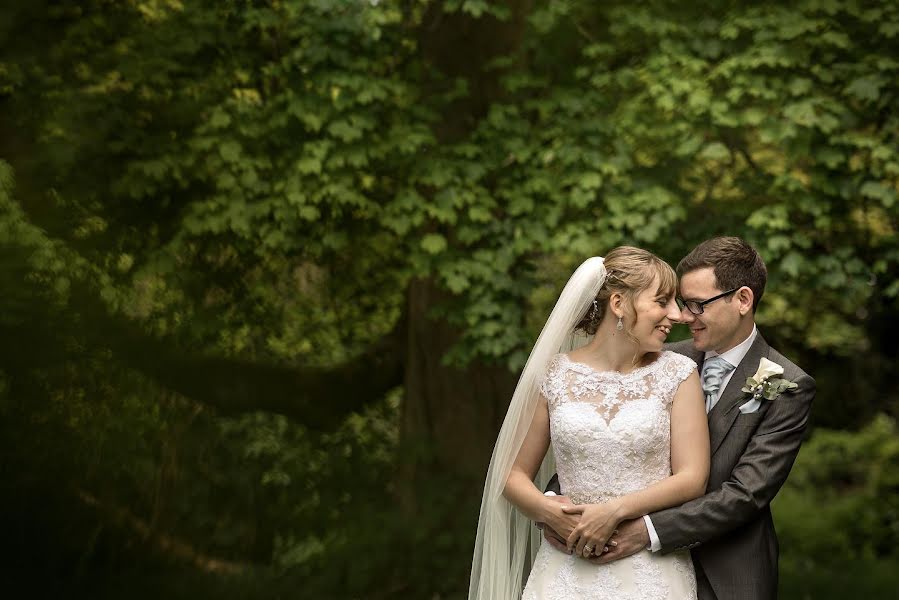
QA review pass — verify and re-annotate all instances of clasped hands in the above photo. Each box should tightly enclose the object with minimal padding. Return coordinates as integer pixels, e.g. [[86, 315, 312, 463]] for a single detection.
[[541, 495, 649, 564]]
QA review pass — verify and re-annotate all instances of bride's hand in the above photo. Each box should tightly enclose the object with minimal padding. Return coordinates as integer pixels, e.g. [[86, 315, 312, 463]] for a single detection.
[[562, 501, 625, 558], [543, 500, 581, 543]]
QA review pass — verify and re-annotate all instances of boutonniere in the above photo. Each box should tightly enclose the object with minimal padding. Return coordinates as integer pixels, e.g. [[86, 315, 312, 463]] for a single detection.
[[738, 357, 798, 414]]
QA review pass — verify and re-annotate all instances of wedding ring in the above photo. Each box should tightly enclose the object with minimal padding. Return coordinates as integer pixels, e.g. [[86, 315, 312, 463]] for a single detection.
[[583, 545, 594, 556]]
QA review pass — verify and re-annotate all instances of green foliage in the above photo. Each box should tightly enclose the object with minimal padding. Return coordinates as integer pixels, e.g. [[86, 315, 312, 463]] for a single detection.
[[1, 154, 402, 585], [6, 0, 899, 370], [742, 376, 798, 400], [774, 415, 899, 562], [3, 0, 899, 597], [780, 556, 899, 599]]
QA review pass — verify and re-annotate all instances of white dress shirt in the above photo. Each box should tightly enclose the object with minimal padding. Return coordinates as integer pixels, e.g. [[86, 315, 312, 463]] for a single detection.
[[643, 325, 758, 552]]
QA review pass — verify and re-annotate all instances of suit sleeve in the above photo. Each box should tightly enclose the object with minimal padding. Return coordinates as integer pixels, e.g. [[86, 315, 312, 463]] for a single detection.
[[649, 373, 815, 553], [545, 473, 561, 495]]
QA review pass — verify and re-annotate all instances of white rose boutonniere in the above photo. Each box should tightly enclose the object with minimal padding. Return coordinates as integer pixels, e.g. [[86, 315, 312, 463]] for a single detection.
[[738, 357, 798, 414]]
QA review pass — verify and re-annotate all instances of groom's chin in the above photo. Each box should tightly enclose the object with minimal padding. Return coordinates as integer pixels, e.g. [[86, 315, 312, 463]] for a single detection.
[[687, 333, 707, 352]]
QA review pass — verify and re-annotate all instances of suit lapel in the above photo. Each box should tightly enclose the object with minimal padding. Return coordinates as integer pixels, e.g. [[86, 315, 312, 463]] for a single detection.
[[685, 347, 704, 369], [707, 333, 770, 456]]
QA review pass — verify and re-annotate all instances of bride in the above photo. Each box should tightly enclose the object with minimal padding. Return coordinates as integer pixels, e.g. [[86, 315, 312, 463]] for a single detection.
[[469, 247, 708, 599]]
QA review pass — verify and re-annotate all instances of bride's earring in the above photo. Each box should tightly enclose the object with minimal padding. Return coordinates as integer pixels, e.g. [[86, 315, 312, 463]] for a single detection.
[[616, 315, 623, 331]]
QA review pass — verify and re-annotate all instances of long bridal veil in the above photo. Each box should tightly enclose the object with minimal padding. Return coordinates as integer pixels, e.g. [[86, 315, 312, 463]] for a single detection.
[[468, 257, 608, 600]]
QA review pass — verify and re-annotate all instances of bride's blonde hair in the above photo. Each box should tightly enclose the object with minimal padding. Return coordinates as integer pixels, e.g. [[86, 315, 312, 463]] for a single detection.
[[576, 246, 677, 335]]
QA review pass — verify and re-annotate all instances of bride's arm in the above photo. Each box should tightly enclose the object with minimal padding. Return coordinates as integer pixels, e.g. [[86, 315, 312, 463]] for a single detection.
[[565, 370, 708, 554], [503, 396, 579, 537], [616, 369, 709, 515]]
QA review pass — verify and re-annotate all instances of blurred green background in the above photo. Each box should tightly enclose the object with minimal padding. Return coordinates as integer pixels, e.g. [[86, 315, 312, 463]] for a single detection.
[[1, 0, 897, 598]]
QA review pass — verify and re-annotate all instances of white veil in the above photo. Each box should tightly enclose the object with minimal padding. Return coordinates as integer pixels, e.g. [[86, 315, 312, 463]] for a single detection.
[[468, 257, 608, 600]]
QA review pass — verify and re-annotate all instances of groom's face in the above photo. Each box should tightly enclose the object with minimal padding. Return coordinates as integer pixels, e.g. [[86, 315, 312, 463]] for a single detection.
[[678, 267, 744, 353]]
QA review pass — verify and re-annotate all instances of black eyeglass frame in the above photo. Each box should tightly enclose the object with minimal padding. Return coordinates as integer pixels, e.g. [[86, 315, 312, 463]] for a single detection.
[[677, 287, 741, 315]]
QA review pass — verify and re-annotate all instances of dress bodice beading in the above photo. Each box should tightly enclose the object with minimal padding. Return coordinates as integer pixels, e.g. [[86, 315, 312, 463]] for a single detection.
[[539, 351, 697, 506]]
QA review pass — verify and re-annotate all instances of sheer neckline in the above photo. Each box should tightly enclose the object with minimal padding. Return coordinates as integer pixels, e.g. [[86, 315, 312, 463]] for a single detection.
[[559, 351, 669, 379]]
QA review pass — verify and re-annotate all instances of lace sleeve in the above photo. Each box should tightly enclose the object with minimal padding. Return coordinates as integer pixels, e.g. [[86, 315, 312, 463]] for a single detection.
[[538, 354, 564, 408], [657, 351, 699, 404]]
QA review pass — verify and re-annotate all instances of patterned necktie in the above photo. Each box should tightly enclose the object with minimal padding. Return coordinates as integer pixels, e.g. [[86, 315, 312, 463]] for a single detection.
[[701, 356, 736, 413]]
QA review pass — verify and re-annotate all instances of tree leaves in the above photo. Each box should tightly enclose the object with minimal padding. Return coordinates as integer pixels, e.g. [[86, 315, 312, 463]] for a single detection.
[[420, 233, 447, 255], [845, 74, 888, 103], [4, 0, 899, 366], [4, 2, 899, 594]]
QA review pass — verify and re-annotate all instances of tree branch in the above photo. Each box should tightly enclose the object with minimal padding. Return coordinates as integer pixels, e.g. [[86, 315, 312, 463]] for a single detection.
[[76, 489, 248, 575]]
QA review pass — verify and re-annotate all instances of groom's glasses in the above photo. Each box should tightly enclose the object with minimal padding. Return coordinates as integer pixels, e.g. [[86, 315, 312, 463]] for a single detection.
[[676, 288, 740, 315]]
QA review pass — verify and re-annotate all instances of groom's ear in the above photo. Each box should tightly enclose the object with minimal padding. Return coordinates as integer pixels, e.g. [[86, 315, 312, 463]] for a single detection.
[[736, 286, 754, 315]]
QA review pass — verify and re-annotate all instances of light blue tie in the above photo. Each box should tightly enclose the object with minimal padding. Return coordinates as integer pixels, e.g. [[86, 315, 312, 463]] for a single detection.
[[701, 356, 736, 413]]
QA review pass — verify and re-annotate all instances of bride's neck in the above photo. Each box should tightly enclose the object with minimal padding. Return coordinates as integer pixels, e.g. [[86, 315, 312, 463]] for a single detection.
[[577, 324, 646, 374]]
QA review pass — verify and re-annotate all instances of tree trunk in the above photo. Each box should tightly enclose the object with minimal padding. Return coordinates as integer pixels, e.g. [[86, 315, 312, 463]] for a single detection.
[[397, 2, 531, 502], [400, 278, 516, 496]]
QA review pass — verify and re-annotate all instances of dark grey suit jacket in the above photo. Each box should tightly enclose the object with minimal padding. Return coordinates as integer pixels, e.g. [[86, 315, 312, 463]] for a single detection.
[[652, 334, 815, 600]]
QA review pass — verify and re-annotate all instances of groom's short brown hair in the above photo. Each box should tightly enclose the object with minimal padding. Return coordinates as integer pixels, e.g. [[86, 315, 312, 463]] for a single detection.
[[677, 237, 767, 312]]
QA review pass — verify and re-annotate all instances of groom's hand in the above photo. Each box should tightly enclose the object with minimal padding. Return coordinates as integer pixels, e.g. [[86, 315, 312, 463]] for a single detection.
[[540, 494, 573, 554], [589, 517, 648, 565]]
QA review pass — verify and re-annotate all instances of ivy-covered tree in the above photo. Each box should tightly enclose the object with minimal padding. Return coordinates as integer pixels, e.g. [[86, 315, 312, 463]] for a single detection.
[[2, 0, 899, 596]]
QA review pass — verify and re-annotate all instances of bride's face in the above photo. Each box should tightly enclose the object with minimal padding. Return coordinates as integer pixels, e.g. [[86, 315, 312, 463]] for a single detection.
[[626, 275, 681, 352]]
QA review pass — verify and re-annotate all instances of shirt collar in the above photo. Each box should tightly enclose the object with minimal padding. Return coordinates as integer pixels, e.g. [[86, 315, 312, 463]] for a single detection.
[[704, 324, 758, 367]]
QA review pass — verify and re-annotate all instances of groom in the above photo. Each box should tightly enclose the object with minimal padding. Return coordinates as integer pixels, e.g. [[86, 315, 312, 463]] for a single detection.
[[544, 237, 815, 600]]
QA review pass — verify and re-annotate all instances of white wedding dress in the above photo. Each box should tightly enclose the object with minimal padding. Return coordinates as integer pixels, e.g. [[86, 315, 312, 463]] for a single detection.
[[523, 351, 699, 600]]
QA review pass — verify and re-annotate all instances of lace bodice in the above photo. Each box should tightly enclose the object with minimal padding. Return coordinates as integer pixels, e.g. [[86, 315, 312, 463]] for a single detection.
[[540, 351, 696, 505], [522, 351, 699, 600]]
